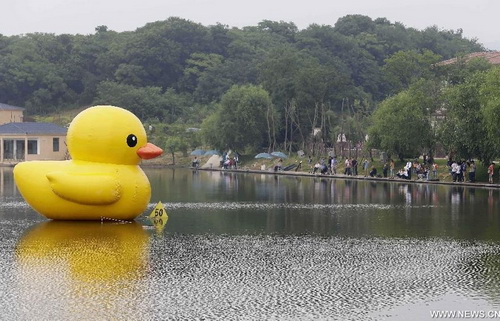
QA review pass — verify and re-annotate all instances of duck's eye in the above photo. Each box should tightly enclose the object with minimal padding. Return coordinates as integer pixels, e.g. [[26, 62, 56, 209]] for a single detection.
[[127, 134, 138, 147]]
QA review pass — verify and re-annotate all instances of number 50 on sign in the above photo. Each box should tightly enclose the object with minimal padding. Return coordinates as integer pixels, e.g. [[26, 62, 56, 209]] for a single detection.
[[149, 201, 168, 232]]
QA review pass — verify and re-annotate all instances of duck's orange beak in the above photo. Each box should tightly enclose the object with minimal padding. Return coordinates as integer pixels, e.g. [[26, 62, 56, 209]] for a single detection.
[[137, 143, 163, 160]]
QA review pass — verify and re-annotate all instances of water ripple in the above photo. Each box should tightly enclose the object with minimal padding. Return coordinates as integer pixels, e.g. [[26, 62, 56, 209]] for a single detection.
[[2, 230, 499, 320], [0, 201, 29, 209], [141, 236, 500, 320], [149, 202, 438, 211]]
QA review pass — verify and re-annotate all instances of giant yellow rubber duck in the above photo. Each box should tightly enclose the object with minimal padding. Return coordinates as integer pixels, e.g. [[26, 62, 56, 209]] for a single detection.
[[14, 105, 163, 220]]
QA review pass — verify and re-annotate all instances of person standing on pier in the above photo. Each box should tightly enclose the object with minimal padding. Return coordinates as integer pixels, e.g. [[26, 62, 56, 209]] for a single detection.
[[405, 161, 413, 180], [362, 159, 370, 177], [488, 162, 495, 183], [468, 160, 476, 182], [344, 158, 352, 176], [352, 158, 358, 176], [432, 162, 439, 180], [331, 156, 338, 175]]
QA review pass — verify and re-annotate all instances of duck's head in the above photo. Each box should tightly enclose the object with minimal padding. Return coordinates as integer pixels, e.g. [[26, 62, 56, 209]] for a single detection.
[[67, 105, 163, 165]]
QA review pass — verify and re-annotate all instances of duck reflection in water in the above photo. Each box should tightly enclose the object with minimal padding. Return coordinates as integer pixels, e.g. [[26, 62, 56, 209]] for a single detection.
[[14, 221, 150, 318]]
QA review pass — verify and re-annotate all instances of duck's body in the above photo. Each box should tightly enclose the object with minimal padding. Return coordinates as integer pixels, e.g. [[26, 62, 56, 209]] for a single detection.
[[14, 160, 151, 220], [13, 105, 162, 220]]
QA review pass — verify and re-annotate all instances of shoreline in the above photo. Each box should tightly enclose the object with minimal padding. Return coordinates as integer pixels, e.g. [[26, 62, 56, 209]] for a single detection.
[[197, 167, 500, 190]]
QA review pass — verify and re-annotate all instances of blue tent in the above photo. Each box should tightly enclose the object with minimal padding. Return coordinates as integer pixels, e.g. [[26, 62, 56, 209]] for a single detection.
[[255, 153, 273, 159], [271, 151, 288, 159], [204, 150, 220, 156], [190, 149, 206, 156]]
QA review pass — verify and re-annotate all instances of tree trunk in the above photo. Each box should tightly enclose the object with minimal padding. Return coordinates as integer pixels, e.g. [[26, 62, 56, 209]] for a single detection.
[[283, 101, 291, 152], [290, 101, 306, 154]]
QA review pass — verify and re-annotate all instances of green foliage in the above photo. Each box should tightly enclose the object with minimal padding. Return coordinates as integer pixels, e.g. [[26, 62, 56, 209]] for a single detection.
[[0, 15, 487, 154], [440, 74, 491, 163], [200, 112, 222, 149], [368, 82, 436, 160], [93, 81, 196, 122], [145, 122, 201, 160], [480, 67, 500, 155], [371, 63, 500, 166], [383, 49, 442, 93], [94, 81, 165, 120], [334, 15, 376, 37], [201, 85, 274, 152], [182, 53, 224, 90], [165, 135, 188, 154], [164, 135, 188, 165], [437, 69, 500, 165], [257, 20, 298, 42], [417, 26, 484, 59], [435, 56, 493, 85]]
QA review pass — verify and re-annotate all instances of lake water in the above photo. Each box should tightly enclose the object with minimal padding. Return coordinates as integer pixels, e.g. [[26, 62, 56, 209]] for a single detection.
[[1, 167, 500, 320]]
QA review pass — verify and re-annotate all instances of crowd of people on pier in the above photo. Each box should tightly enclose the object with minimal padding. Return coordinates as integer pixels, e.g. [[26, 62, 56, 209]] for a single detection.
[[305, 155, 495, 184], [220, 152, 239, 169], [194, 150, 500, 185]]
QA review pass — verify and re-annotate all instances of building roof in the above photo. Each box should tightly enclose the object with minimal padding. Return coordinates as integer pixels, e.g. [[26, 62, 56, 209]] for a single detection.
[[0, 122, 67, 135], [0, 103, 25, 111], [438, 51, 500, 66]]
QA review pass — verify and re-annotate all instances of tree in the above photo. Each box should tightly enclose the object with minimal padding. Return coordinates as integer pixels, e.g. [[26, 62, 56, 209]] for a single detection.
[[0, 15, 487, 153], [257, 20, 298, 42], [479, 67, 500, 157], [367, 82, 436, 160], [435, 55, 492, 86], [201, 85, 274, 152], [417, 25, 484, 59], [373, 20, 412, 56], [180, 52, 225, 99], [293, 61, 348, 152], [258, 45, 301, 151], [439, 73, 494, 164], [382, 49, 441, 93], [164, 136, 188, 165], [93, 81, 165, 120], [334, 15, 376, 37]]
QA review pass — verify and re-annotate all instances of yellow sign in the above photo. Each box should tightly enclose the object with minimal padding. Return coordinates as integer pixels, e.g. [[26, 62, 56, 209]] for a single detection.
[[149, 201, 168, 233]]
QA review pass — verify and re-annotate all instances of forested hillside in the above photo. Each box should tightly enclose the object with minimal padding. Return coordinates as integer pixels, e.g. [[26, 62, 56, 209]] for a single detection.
[[0, 15, 487, 156]]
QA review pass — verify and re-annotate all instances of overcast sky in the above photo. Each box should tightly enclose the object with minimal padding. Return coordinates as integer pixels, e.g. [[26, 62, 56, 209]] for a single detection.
[[3, 0, 499, 50]]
